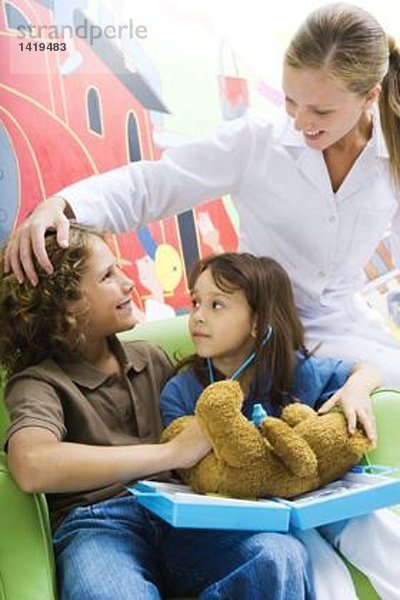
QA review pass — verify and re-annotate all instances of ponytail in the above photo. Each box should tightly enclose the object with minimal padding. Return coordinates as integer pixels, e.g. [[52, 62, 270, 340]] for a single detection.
[[380, 36, 400, 192]]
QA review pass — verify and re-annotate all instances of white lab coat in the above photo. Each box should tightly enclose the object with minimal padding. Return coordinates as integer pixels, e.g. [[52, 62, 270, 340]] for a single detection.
[[61, 107, 400, 385], [295, 509, 400, 600]]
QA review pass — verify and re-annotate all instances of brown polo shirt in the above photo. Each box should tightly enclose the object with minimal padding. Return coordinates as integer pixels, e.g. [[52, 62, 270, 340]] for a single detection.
[[4, 336, 172, 529]]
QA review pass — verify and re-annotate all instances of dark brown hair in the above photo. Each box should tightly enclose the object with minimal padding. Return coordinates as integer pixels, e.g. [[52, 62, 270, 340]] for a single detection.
[[0, 225, 105, 376], [176, 252, 306, 407]]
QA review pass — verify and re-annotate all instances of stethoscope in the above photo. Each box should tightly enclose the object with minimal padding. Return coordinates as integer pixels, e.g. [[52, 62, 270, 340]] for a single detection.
[[206, 324, 273, 384]]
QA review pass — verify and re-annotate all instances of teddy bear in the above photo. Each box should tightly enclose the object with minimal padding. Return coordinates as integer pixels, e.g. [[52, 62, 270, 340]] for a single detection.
[[161, 380, 373, 499]]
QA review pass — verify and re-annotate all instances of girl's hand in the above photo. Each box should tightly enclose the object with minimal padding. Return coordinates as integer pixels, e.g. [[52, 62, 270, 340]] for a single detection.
[[317, 363, 380, 445], [318, 387, 377, 444]]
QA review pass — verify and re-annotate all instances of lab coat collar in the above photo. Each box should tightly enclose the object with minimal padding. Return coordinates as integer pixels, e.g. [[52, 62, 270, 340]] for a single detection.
[[278, 106, 389, 159], [277, 107, 388, 199], [370, 106, 389, 159]]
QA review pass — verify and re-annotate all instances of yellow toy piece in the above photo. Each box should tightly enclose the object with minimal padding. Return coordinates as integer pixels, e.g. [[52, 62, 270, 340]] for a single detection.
[[154, 244, 183, 293]]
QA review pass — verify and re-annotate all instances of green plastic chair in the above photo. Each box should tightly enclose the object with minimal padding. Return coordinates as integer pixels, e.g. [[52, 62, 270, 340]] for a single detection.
[[341, 387, 400, 600], [1, 316, 399, 599]]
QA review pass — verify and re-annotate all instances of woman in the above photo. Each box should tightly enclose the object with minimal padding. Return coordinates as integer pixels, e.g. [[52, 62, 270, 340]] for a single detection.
[[5, 3, 400, 384]]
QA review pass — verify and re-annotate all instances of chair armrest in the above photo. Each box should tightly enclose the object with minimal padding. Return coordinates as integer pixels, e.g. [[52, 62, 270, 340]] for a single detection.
[[346, 388, 400, 598], [0, 453, 56, 600], [368, 389, 400, 470]]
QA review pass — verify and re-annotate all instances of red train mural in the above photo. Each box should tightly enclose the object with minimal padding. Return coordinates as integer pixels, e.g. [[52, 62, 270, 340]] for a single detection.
[[0, 0, 238, 320]]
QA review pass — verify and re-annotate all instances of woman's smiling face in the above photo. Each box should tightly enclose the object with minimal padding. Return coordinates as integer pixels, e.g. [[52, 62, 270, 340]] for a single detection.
[[282, 65, 376, 151]]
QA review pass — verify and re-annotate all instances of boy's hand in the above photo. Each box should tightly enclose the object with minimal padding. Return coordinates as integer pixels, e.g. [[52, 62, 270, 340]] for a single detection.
[[169, 420, 212, 469], [4, 196, 71, 286]]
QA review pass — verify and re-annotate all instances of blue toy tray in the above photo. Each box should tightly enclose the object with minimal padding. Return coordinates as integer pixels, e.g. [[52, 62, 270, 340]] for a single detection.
[[278, 465, 400, 530], [128, 480, 290, 531], [128, 466, 400, 532]]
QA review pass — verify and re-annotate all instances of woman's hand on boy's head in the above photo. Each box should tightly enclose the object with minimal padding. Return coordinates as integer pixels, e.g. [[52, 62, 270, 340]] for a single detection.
[[4, 196, 72, 286]]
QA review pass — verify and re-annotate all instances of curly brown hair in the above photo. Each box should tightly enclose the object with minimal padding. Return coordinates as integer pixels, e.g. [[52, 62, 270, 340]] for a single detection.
[[0, 225, 106, 377]]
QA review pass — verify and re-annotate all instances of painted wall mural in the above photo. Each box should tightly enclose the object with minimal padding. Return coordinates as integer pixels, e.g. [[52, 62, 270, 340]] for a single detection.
[[1, 0, 400, 325]]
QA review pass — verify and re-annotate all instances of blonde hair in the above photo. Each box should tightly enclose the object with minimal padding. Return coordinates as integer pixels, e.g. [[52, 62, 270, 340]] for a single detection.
[[285, 2, 400, 190]]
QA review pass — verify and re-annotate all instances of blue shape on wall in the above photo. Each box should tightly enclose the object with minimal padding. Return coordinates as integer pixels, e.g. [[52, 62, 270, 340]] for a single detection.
[[0, 122, 19, 244]]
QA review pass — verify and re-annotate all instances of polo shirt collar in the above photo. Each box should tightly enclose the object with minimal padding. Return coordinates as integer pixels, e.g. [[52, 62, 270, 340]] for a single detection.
[[59, 335, 148, 390]]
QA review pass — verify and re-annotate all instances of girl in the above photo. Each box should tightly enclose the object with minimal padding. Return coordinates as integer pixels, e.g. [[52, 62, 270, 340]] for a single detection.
[[6, 2, 400, 386], [160, 252, 400, 600], [0, 227, 314, 600]]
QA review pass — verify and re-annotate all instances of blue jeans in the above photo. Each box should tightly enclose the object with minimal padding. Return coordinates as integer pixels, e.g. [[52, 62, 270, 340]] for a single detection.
[[53, 495, 315, 600]]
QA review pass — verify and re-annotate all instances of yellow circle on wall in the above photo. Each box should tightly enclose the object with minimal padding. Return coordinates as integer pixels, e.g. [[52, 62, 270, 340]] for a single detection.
[[155, 244, 183, 293]]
